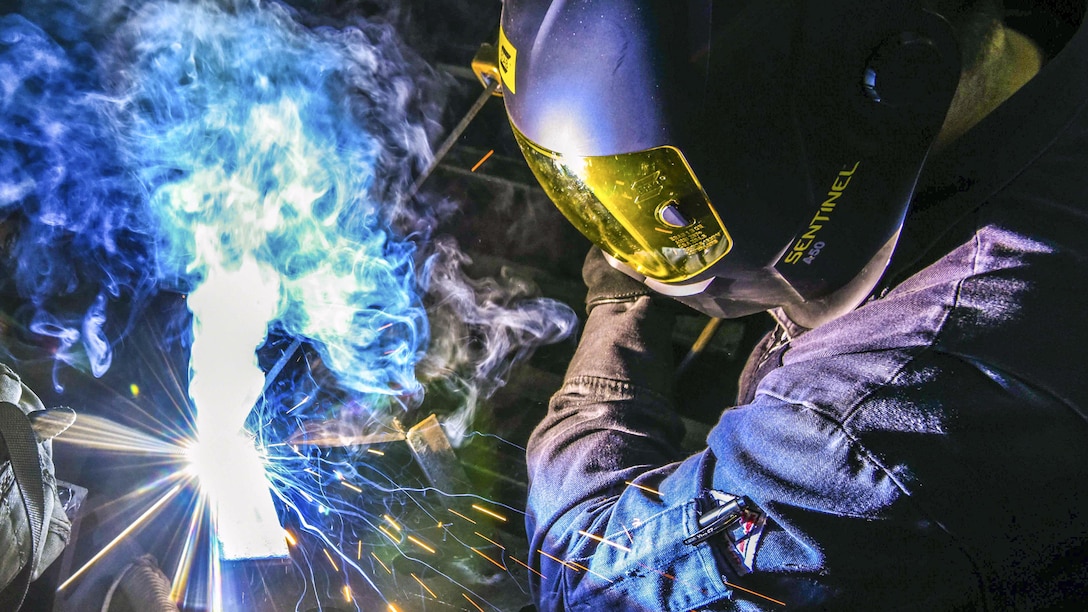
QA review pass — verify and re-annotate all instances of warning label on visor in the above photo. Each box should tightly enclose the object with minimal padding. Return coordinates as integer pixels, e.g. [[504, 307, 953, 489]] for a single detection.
[[667, 222, 723, 255]]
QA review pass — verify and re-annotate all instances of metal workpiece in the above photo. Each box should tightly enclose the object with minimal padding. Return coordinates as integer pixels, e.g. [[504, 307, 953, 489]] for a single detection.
[[405, 414, 473, 494]]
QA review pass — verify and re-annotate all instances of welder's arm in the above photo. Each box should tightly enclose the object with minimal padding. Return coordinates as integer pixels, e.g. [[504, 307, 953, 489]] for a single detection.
[[527, 249, 686, 539], [524, 306, 983, 610], [523, 253, 983, 610], [526, 296, 684, 542], [525, 292, 733, 609]]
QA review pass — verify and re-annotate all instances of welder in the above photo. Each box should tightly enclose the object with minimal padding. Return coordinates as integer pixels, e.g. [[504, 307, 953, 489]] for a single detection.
[[499, 0, 1088, 608]]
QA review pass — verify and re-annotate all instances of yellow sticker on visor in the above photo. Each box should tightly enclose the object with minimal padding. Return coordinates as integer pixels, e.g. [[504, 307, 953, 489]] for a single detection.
[[498, 27, 517, 95]]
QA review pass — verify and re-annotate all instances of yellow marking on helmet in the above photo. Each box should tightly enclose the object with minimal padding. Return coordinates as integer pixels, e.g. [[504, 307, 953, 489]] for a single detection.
[[499, 27, 518, 95], [784, 162, 861, 265]]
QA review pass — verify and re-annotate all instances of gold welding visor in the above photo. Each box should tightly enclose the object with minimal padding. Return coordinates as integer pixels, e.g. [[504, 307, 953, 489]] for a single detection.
[[511, 125, 732, 283]]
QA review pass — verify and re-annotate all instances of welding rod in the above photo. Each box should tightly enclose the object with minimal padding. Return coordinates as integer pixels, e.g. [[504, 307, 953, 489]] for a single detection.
[[261, 337, 303, 397], [675, 317, 724, 378], [401, 77, 501, 205]]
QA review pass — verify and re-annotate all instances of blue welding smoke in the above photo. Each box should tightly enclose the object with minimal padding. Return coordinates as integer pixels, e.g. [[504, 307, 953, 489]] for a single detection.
[[0, 11, 157, 380], [109, 0, 431, 407], [1, 0, 576, 427]]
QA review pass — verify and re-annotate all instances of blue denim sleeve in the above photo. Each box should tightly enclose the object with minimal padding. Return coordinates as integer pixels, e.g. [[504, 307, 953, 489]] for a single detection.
[[526, 297, 738, 611], [525, 297, 983, 610]]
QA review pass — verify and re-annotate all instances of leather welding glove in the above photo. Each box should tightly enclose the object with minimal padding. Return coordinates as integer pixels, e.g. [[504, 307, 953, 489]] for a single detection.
[[0, 362, 76, 609], [583, 246, 654, 314]]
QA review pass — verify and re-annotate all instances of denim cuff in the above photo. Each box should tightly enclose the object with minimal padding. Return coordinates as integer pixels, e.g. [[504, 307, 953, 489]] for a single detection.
[[565, 296, 677, 400]]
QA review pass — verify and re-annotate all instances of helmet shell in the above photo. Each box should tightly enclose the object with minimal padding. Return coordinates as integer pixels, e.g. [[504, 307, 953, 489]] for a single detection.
[[502, 0, 961, 320]]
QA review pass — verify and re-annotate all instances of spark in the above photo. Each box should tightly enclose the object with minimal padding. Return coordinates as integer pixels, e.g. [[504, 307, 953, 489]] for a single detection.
[[342, 585, 352, 601], [406, 535, 436, 554], [633, 557, 787, 606], [578, 564, 614, 584], [383, 514, 403, 532], [625, 480, 662, 496], [538, 549, 581, 572], [59, 482, 187, 592], [378, 525, 400, 544], [578, 529, 632, 553], [475, 532, 505, 549], [540, 552, 614, 584], [357, 540, 362, 560], [470, 149, 494, 172], [323, 548, 340, 572], [463, 592, 486, 612], [411, 573, 437, 598], [342, 481, 363, 493], [448, 508, 477, 524], [367, 448, 386, 456], [470, 548, 506, 571], [724, 581, 788, 607], [372, 552, 392, 574], [284, 530, 298, 547], [509, 556, 547, 580], [285, 396, 310, 414], [471, 504, 507, 522]]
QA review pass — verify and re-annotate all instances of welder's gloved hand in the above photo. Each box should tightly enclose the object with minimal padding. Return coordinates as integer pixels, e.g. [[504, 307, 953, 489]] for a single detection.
[[583, 246, 656, 314], [0, 363, 75, 608]]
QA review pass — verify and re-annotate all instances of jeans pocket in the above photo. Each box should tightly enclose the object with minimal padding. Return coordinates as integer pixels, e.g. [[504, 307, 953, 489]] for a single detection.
[[562, 500, 733, 611]]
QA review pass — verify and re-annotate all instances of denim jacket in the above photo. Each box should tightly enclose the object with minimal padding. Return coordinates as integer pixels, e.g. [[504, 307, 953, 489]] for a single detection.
[[525, 5, 1088, 610]]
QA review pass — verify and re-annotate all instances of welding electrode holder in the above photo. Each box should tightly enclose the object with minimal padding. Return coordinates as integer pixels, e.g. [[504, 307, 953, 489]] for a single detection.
[[472, 42, 504, 96]]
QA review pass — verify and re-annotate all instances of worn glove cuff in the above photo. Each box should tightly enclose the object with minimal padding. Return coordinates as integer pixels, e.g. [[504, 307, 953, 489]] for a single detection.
[[582, 247, 653, 314]]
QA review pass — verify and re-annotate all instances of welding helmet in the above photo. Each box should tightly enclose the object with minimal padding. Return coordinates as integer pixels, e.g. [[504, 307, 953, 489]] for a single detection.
[[498, 0, 961, 326]]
